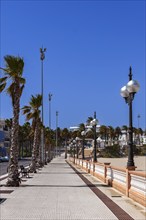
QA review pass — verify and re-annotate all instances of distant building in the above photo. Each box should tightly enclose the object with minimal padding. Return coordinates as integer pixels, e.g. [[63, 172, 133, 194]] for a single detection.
[[141, 135, 146, 145], [69, 126, 80, 131], [69, 124, 100, 133], [0, 119, 11, 155], [119, 130, 128, 147], [69, 123, 146, 149]]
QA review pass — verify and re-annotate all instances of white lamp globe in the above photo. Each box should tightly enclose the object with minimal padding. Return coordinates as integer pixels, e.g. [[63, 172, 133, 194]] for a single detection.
[[90, 119, 98, 126], [126, 80, 140, 93], [120, 86, 129, 98], [81, 131, 86, 136]]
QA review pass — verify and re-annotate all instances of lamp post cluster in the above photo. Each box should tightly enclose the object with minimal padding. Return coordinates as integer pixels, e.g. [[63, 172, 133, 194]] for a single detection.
[[69, 140, 76, 163], [90, 112, 98, 162], [120, 66, 140, 168], [69, 138, 80, 163], [80, 112, 98, 162]]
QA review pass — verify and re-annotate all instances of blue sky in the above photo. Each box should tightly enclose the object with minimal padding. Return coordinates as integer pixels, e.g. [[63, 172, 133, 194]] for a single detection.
[[0, 0, 145, 130]]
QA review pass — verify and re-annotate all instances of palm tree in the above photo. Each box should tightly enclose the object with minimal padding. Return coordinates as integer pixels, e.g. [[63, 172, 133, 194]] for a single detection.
[[61, 128, 71, 158], [5, 118, 13, 129], [107, 126, 115, 145], [36, 119, 44, 165], [44, 127, 55, 162], [77, 123, 86, 138], [0, 55, 25, 186], [61, 128, 71, 141], [99, 125, 108, 142], [18, 122, 32, 158], [22, 94, 42, 173], [122, 125, 128, 132], [114, 126, 121, 144]]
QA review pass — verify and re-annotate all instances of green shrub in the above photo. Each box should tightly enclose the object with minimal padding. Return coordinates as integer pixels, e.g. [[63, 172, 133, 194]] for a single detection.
[[101, 144, 121, 158]]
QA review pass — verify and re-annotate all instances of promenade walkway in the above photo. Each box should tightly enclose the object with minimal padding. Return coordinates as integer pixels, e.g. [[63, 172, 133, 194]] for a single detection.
[[0, 155, 145, 220]]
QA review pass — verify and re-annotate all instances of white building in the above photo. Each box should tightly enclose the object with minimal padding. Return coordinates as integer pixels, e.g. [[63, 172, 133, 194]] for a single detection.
[[0, 119, 11, 148]]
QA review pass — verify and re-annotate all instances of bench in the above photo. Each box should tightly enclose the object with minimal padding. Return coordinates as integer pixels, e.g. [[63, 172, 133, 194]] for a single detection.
[[19, 165, 30, 178]]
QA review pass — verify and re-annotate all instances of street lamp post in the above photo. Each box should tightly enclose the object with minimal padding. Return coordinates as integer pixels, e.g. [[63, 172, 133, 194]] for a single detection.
[[75, 137, 80, 159], [81, 131, 86, 160], [137, 114, 141, 145], [120, 66, 140, 168], [65, 139, 67, 159], [56, 111, 58, 157], [137, 114, 140, 129], [73, 140, 76, 163], [90, 111, 98, 162], [40, 46, 46, 165], [49, 93, 53, 129]]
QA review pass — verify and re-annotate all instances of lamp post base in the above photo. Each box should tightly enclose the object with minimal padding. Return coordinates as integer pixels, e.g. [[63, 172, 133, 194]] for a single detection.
[[126, 166, 136, 170]]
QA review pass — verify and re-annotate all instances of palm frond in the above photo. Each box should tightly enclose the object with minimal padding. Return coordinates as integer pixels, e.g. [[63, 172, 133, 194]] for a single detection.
[[0, 77, 8, 83], [79, 123, 85, 131], [0, 83, 6, 92], [22, 94, 42, 127], [19, 77, 26, 85], [22, 106, 31, 115], [4, 55, 24, 77], [20, 84, 25, 96], [0, 67, 6, 71], [26, 112, 33, 121], [29, 94, 42, 108], [6, 83, 15, 96]]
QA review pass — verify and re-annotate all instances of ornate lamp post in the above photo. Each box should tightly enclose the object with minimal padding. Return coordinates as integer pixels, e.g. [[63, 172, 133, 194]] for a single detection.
[[65, 139, 67, 159], [49, 93, 53, 129], [81, 131, 86, 159], [90, 111, 98, 162], [56, 111, 59, 157], [120, 66, 140, 168], [75, 137, 80, 159], [137, 114, 140, 145], [137, 114, 140, 129], [40, 47, 46, 165], [72, 139, 76, 163]]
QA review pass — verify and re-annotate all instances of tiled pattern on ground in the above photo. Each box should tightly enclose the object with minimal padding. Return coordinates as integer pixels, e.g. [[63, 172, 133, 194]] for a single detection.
[[0, 155, 145, 220], [0, 156, 118, 220]]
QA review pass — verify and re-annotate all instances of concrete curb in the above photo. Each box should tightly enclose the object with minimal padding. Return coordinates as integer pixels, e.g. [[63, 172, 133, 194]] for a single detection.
[[0, 173, 8, 181]]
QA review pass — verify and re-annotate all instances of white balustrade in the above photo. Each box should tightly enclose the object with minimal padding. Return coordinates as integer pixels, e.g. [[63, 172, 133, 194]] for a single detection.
[[112, 169, 126, 185], [130, 174, 146, 195], [94, 164, 104, 176], [69, 157, 146, 207], [83, 161, 86, 168]]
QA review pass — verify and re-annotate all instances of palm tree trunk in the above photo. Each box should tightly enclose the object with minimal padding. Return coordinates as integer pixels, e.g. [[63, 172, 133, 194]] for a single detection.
[[29, 121, 39, 173], [7, 92, 20, 186], [36, 123, 43, 167]]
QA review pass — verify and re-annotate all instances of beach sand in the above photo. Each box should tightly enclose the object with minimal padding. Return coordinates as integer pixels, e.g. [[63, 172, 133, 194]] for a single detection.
[[97, 156, 146, 172]]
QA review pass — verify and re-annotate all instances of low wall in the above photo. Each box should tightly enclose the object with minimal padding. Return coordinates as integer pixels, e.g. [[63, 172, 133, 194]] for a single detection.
[[69, 157, 146, 207]]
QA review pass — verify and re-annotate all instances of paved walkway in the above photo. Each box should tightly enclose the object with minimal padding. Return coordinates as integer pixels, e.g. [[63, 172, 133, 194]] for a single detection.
[[0, 155, 145, 220]]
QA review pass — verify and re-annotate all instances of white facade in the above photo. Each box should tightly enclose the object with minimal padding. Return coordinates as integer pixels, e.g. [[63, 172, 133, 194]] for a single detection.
[[0, 119, 11, 148]]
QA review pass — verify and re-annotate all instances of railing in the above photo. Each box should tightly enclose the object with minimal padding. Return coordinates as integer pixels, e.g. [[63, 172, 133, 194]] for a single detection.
[[128, 171, 146, 207], [69, 157, 146, 207]]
